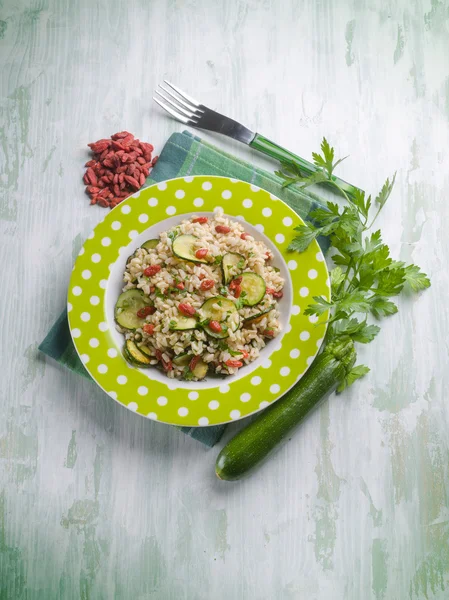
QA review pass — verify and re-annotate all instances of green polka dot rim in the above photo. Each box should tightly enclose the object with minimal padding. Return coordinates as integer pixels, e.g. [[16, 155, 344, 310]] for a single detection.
[[68, 176, 330, 426]]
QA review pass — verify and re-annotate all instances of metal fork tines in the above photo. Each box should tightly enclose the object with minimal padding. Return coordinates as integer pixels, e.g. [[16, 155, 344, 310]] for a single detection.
[[153, 81, 255, 144]]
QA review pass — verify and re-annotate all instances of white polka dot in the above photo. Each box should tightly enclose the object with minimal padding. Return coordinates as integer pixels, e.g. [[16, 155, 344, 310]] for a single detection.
[[280, 367, 290, 377], [221, 190, 232, 199], [275, 233, 285, 243], [157, 182, 167, 190], [250, 184, 260, 192], [209, 400, 219, 410], [89, 338, 99, 348], [292, 305, 300, 315], [157, 396, 168, 406], [198, 417, 209, 426], [82, 269, 92, 280], [138, 214, 149, 224], [80, 354, 89, 364], [262, 359, 272, 369], [72, 328, 81, 338], [117, 375, 127, 384], [290, 349, 300, 359], [101, 237, 111, 246], [188, 392, 199, 401], [213, 206, 224, 214], [79, 247, 85, 255], [306, 356, 315, 366], [67, 302, 72, 312], [178, 407, 188, 417], [166, 206, 176, 215], [300, 287, 309, 297], [285, 323, 292, 333], [72, 286, 82, 296], [169, 382, 178, 391], [91, 253, 101, 263], [138, 386, 148, 396], [90, 296, 100, 306], [202, 181, 212, 191], [270, 194, 278, 200], [316, 338, 324, 348], [118, 246, 127, 255], [308, 269, 318, 279], [251, 376, 261, 386], [80, 312, 90, 322], [235, 215, 245, 221], [147, 412, 158, 420], [193, 197, 204, 207], [255, 224, 264, 233], [184, 176, 193, 182], [309, 314, 319, 324], [326, 277, 331, 287], [230, 410, 241, 420], [240, 393, 251, 403], [107, 348, 118, 358], [148, 197, 158, 207], [97, 364, 108, 374], [300, 331, 310, 341], [270, 384, 280, 394], [175, 189, 185, 199], [288, 260, 298, 271], [111, 221, 122, 230], [219, 384, 230, 394], [98, 322, 108, 332], [128, 402, 138, 412], [316, 251, 324, 262], [87, 231, 95, 240], [121, 204, 131, 214], [259, 401, 269, 409], [283, 216, 293, 227], [230, 178, 238, 183], [262, 207, 272, 217], [128, 230, 138, 240], [108, 391, 117, 400], [242, 199, 253, 208], [100, 279, 107, 289]]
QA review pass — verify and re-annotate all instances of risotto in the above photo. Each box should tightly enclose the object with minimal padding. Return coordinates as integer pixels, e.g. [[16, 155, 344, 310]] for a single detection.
[[114, 210, 285, 381]]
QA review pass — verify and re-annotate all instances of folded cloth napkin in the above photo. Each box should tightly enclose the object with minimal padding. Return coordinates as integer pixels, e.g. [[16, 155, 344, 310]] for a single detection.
[[39, 130, 327, 447]]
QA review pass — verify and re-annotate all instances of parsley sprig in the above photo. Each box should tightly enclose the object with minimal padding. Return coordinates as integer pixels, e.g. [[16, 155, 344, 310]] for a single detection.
[[277, 138, 430, 392]]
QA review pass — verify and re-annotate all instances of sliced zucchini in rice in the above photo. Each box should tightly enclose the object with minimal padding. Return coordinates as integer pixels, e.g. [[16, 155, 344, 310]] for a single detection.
[[191, 359, 208, 380], [243, 304, 275, 327], [123, 341, 151, 366], [115, 289, 152, 330], [222, 252, 245, 284], [141, 239, 159, 250], [200, 296, 240, 338], [236, 272, 266, 307], [172, 234, 208, 264], [137, 344, 153, 358], [173, 352, 192, 367], [169, 316, 197, 331]]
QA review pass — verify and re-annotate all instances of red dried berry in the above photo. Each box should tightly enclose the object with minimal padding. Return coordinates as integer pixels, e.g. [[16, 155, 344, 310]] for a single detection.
[[200, 280, 214, 291], [209, 320, 222, 333], [232, 285, 242, 298], [193, 217, 208, 224], [189, 355, 201, 371], [215, 225, 231, 234], [143, 324, 155, 335], [225, 359, 243, 368], [178, 303, 196, 317], [195, 248, 208, 259], [175, 282, 185, 290], [240, 232, 250, 240], [143, 265, 161, 277]]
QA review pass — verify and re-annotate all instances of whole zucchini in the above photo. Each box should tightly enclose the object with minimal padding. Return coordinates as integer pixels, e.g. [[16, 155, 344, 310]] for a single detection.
[[215, 336, 356, 481]]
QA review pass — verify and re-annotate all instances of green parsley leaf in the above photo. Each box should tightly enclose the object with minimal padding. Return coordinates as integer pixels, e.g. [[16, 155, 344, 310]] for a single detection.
[[214, 255, 223, 265], [337, 365, 370, 393], [403, 264, 431, 292], [288, 226, 318, 253], [219, 286, 228, 296], [370, 297, 398, 319]]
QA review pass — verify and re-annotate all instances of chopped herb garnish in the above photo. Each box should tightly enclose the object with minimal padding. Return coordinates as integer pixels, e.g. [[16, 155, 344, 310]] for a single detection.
[[214, 255, 223, 264], [237, 258, 245, 270], [169, 319, 177, 330], [217, 300, 223, 307], [273, 266, 280, 273], [248, 251, 255, 258], [219, 286, 228, 296], [183, 366, 195, 381], [167, 227, 180, 242]]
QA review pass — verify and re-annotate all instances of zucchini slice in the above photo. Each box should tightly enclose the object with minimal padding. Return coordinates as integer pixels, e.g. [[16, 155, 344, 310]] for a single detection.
[[141, 239, 159, 250], [123, 341, 151, 366], [200, 296, 240, 338], [169, 316, 197, 331], [172, 234, 208, 264], [173, 352, 192, 367], [115, 289, 152, 330], [191, 359, 208, 380], [243, 304, 276, 327], [237, 272, 266, 307], [137, 344, 153, 358], [222, 252, 245, 284]]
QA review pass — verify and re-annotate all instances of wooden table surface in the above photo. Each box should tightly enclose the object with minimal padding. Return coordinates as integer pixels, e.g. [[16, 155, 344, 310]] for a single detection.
[[1, 1, 448, 598]]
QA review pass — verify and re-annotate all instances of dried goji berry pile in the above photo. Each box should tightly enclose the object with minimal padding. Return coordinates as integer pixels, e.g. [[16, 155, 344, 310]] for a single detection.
[[83, 132, 158, 208]]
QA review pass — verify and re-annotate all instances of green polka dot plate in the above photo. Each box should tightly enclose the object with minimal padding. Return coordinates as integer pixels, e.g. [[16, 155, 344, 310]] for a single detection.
[[68, 176, 330, 426]]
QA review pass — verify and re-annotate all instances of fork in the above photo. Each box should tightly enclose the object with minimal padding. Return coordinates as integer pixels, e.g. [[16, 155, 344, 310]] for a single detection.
[[153, 80, 361, 200]]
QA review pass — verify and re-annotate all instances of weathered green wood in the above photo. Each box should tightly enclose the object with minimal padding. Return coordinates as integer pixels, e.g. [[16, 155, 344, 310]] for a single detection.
[[1, 0, 448, 598]]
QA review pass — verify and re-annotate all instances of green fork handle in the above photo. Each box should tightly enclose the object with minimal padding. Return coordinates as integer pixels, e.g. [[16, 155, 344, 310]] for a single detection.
[[249, 133, 361, 201]]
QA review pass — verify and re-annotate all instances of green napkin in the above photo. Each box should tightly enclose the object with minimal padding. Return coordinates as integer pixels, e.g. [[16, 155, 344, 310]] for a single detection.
[[39, 130, 327, 447]]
